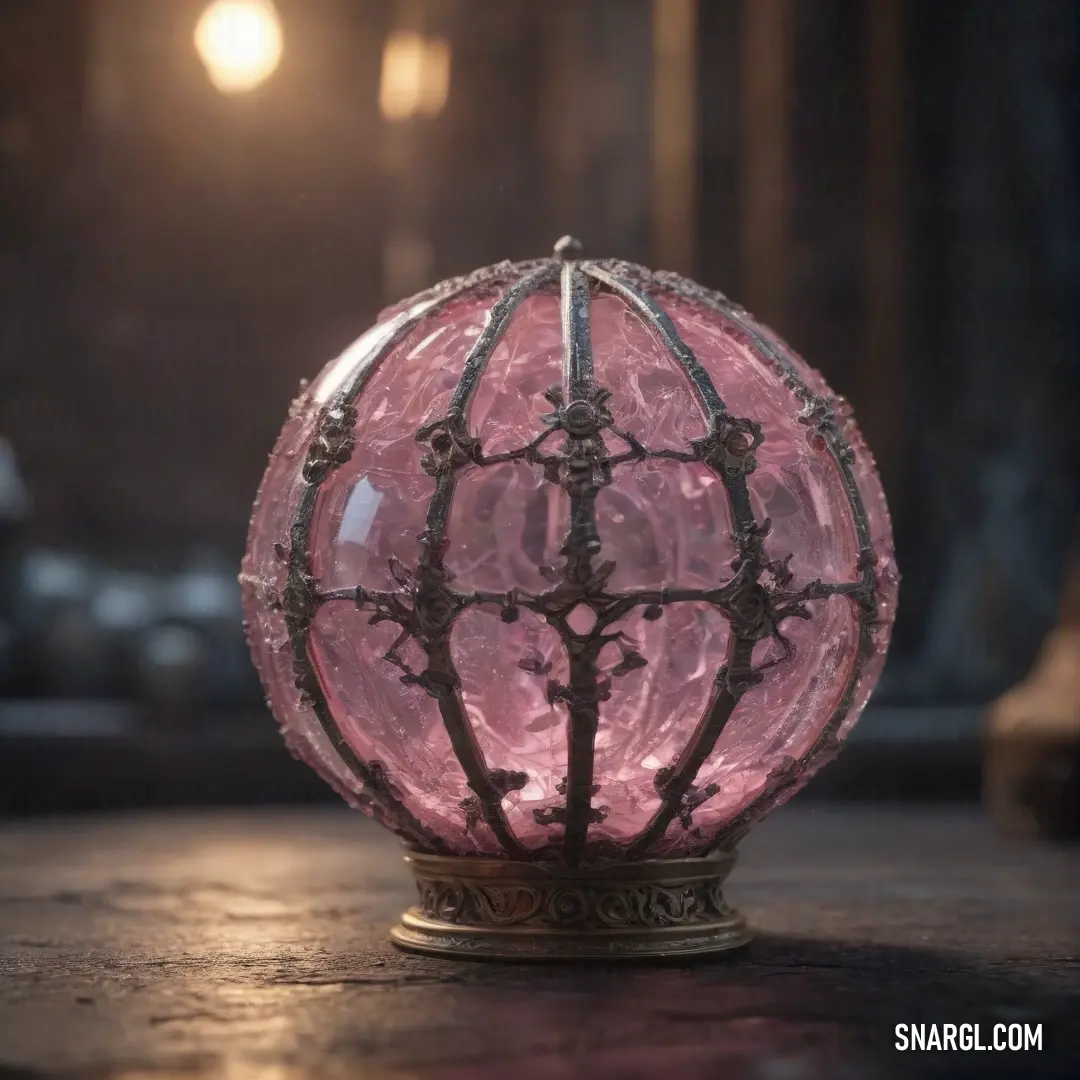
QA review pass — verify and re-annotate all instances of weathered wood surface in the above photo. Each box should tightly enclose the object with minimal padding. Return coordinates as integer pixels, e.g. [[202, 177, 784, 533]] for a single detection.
[[0, 806, 1077, 1079]]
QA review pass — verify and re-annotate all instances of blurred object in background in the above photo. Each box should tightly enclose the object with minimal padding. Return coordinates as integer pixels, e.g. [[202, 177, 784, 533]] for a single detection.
[[15, 549, 119, 699], [0, 436, 30, 690], [142, 549, 257, 717], [897, 0, 1080, 708], [984, 539, 1080, 841], [378, 28, 451, 122], [135, 622, 209, 729], [9, 545, 255, 711]]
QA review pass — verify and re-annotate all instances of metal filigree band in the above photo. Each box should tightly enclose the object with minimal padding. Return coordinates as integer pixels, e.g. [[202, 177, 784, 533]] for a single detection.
[[391, 851, 750, 960]]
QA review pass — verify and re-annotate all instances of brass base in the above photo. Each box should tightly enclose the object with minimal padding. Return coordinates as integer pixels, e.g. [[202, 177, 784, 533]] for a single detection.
[[390, 849, 750, 961]]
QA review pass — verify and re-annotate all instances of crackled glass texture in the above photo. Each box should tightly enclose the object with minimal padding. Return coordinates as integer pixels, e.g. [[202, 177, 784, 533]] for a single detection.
[[242, 272, 898, 857]]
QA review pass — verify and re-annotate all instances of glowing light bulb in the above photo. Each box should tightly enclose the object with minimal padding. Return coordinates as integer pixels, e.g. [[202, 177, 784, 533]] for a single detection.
[[379, 31, 451, 121], [194, 0, 283, 94]]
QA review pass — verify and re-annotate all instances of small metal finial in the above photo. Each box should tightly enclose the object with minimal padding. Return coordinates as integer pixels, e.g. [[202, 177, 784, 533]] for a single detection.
[[554, 235, 583, 260]]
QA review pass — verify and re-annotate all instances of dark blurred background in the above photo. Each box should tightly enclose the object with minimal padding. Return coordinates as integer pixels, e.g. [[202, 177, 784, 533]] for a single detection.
[[2, 0, 1078, 820]]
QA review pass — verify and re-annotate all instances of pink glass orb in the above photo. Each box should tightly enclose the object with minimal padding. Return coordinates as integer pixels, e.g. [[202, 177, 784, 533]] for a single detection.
[[240, 251, 898, 862]]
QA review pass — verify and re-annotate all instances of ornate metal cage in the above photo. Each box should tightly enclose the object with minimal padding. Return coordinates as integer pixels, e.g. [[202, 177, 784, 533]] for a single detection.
[[244, 236, 893, 958]]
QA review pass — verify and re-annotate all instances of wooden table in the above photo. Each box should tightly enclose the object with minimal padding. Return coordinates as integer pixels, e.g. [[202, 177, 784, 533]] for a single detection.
[[0, 806, 1077, 1079]]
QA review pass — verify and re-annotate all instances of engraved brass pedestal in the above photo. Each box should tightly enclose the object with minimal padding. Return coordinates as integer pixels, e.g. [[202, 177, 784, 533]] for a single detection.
[[390, 850, 749, 960]]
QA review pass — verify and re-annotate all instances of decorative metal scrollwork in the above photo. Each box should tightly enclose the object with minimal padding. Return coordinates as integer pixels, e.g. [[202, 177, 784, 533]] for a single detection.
[[412, 865, 737, 932]]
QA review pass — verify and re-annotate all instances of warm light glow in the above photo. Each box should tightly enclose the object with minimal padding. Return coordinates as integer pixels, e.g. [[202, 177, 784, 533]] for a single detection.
[[194, 0, 283, 94], [382, 232, 435, 300], [379, 31, 451, 121]]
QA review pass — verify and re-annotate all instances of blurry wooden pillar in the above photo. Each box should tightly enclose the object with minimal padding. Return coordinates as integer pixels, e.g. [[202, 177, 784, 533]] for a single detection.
[[860, 0, 906, 501], [651, 0, 698, 274], [739, 0, 790, 327], [432, 2, 549, 273], [378, 0, 440, 301], [697, 0, 740, 291], [540, 0, 652, 263]]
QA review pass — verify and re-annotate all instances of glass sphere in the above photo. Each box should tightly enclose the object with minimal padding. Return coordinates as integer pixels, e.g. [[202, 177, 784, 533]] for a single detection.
[[240, 255, 897, 861]]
